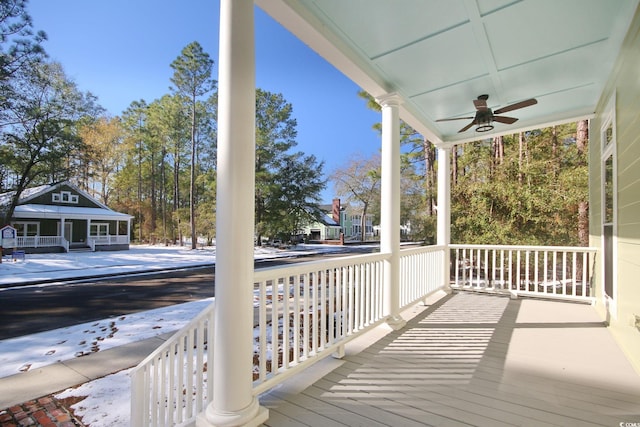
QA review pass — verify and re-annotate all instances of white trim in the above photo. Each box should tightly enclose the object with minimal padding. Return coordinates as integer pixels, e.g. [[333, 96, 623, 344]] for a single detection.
[[13, 204, 133, 221], [600, 94, 617, 318], [57, 221, 73, 243]]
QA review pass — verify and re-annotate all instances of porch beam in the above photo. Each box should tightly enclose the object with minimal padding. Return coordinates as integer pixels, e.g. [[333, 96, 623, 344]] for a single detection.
[[437, 147, 451, 289], [377, 93, 406, 330], [197, 0, 268, 426]]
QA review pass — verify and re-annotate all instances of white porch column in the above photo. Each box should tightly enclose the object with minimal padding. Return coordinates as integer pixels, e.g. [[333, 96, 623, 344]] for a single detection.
[[197, 0, 267, 426], [437, 147, 451, 290], [377, 93, 406, 330], [59, 217, 65, 248]]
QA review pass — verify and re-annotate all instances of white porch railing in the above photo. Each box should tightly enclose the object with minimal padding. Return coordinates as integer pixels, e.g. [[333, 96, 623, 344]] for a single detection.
[[252, 252, 388, 394], [89, 235, 129, 246], [131, 245, 447, 427], [16, 236, 65, 249], [450, 244, 597, 302], [399, 244, 445, 309], [130, 303, 214, 427], [15, 235, 128, 252]]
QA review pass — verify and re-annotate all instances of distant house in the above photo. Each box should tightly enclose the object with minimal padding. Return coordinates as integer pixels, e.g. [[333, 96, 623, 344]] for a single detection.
[[300, 199, 375, 242], [0, 181, 132, 253], [299, 204, 342, 241]]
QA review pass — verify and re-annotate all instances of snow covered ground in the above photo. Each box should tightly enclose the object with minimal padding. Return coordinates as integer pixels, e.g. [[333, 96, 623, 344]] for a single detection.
[[0, 243, 352, 426], [0, 242, 349, 287]]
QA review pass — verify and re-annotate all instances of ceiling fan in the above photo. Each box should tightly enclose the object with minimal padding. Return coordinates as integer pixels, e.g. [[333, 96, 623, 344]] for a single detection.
[[436, 94, 537, 133]]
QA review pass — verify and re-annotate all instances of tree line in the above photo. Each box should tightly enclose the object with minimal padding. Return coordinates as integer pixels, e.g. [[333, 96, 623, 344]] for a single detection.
[[0, 0, 325, 246], [2, 1, 588, 248]]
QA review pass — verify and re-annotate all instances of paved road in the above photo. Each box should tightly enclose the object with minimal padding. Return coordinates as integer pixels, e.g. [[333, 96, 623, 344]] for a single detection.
[[0, 267, 215, 340], [0, 249, 378, 340]]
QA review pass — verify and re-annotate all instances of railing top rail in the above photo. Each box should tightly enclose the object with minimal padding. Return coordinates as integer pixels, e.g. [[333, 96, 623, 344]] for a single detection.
[[253, 251, 390, 281], [399, 244, 446, 255], [449, 244, 597, 252]]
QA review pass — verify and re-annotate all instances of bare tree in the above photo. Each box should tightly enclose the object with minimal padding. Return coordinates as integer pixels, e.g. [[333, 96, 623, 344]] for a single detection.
[[331, 153, 381, 242]]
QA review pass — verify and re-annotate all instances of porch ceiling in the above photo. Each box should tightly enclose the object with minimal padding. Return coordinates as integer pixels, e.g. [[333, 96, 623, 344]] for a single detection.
[[257, 0, 640, 146]]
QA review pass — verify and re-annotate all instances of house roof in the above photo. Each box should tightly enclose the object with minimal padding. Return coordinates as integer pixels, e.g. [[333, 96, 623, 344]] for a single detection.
[[257, 0, 640, 146], [1, 181, 132, 220], [317, 213, 340, 227], [13, 204, 132, 221], [0, 184, 50, 207], [0, 181, 112, 210]]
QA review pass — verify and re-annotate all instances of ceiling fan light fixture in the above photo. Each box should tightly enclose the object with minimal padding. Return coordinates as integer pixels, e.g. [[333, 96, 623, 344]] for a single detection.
[[475, 123, 494, 132]]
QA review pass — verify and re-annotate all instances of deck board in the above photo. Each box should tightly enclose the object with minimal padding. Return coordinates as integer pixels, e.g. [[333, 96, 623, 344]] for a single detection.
[[260, 292, 640, 426]]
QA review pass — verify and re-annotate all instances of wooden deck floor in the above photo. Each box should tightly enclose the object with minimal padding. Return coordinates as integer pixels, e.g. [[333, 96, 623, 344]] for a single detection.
[[259, 292, 640, 426]]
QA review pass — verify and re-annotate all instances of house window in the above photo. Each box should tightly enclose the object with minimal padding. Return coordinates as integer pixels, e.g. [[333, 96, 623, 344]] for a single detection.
[[52, 191, 79, 204], [90, 223, 109, 237], [12, 222, 39, 237]]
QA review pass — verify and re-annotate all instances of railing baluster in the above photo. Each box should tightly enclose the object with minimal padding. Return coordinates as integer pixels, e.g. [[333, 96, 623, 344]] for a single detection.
[[186, 331, 194, 420], [532, 250, 540, 292], [293, 275, 300, 363], [338, 266, 345, 339], [455, 248, 460, 287], [271, 279, 279, 374], [328, 268, 335, 346], [562, 251, 568, 295], [553, 251, 558, 295], [303, 272, 310, 359], [462, 248, 467, 287], [319, 270, 326, 350], [282, 278, 290, 368], [167, 339, 175, 423], [259, 281, 267, 380], [152, 355, 160, 426], [572, 252, 577, 297], [515, 250, 520, 291], [311, 271, 318, 355]]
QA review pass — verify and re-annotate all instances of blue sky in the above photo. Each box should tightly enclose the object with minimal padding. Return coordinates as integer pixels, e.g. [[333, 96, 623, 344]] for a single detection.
[[28, 0, 383, 203]]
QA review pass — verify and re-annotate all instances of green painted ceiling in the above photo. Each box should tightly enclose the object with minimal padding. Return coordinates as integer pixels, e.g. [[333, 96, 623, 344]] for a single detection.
[[257, 0, 639, 145]]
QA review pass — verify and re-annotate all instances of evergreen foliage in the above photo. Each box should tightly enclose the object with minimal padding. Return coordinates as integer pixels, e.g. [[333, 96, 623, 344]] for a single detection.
[[450, 124, 588, 246]]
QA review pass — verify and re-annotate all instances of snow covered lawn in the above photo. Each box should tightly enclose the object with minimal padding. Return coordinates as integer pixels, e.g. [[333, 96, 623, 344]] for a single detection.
[[0, 299, 213, 378]]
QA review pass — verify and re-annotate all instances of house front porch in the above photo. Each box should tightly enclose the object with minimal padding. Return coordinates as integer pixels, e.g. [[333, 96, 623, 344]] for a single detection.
[[131, 244, 640, 426], [261, 291, 640, 426]]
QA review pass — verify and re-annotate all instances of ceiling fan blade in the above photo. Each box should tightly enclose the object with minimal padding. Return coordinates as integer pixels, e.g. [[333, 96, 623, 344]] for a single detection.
[[494, 98, 537, 114], [436, 116, 474, 122], [493, 116, 518, 124], [458, 121, 476, 133], [473, 98, 488, 111]]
